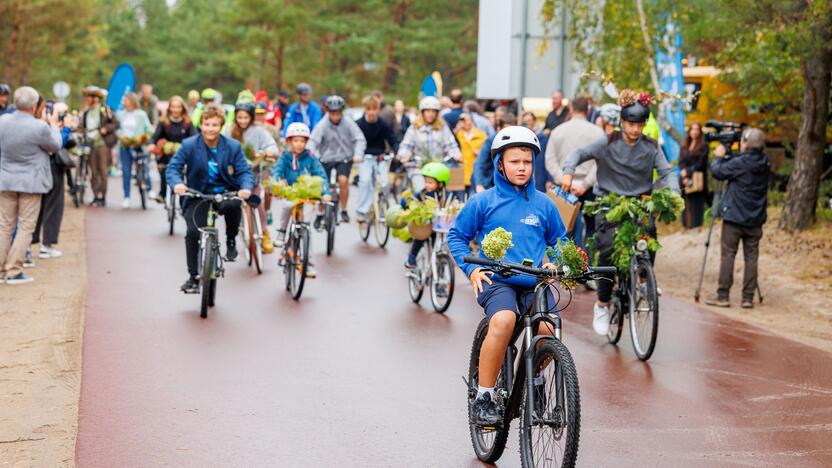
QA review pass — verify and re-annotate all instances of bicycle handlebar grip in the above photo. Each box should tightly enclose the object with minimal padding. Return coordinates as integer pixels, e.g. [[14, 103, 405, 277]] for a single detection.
[[591, 266, 617, 275], [463, 256, 499, 267]]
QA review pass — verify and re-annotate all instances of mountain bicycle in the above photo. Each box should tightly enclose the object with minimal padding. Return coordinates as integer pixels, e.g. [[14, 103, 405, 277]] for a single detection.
[[280, 199, 316, 300], [358, 154, 393, 248], [182, 190, 243, 318], [605, 235, 660, 361], [463, 256, 615, 467], [406, 208, 456, 313]]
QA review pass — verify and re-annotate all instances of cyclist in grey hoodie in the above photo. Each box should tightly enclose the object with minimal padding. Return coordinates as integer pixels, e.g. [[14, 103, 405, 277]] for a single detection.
[[307, 95, 366, 224]]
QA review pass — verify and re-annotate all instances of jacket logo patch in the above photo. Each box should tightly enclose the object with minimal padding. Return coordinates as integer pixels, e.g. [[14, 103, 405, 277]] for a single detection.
[[227, 165, 235, 176], [520, 214, 541, 227]]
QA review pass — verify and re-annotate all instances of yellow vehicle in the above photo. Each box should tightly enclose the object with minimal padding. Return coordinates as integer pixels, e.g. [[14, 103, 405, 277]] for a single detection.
[[683, 66, 832, 145]]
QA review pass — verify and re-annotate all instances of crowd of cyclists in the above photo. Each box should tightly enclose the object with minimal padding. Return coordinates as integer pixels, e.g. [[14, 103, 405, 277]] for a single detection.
[[10, 79, 678, 461]]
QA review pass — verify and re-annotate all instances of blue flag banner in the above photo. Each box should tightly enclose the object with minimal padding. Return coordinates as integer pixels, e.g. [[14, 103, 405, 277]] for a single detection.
[[655, 21, 686, 163], [420, 75, 438, 99], [106, 64, 136, 111]]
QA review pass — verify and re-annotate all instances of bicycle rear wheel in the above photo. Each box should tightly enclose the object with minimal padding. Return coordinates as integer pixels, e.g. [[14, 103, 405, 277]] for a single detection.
[[629, 258, 659, 361], [430, 251, 455, 313], [374, 194, 390, 247], [468, 317, 511, 463], [199, 243, 214, 319], [519, 338, 580, 468], [407, 248, 427, 303], [325, 204, 336, 256], [289, 226, 310, 300], [607, 296, 623, 345]]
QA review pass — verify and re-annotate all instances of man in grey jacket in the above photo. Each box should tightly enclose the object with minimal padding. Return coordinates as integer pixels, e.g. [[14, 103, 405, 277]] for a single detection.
[[307, 95, 366, 224], [0, 86, 62, 284], [561, 93, 679, 336]]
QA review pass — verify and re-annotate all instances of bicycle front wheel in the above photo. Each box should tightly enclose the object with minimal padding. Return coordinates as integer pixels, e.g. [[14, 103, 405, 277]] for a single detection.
[[629, 258, 659, 361], [199, 243, 214, 319], [358, 209, 371, 242], [136, 162, 147, 210], [251, 210, 263, 274], [325, 204, 336, 256], [430, 251, 455, 313], [468, 317, 511, 463], [519, 339, 580, 468], [168, 194, 177, 236], [289, 226, 310, 300], [407, 248, 426, 303], [374, 194, 390, 248], [239, 205, 253, 265]]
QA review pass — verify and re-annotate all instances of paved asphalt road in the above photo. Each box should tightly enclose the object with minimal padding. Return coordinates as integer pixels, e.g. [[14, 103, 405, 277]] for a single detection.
[[75, 188, 832, 467]]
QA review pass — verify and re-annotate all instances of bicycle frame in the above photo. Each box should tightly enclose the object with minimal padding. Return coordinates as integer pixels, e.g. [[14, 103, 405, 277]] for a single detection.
[[197, 201, 224, 281]]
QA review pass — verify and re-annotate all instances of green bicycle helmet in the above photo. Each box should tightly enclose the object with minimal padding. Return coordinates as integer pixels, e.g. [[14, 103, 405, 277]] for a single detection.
[[201, 88, 218, 100], [421, 162, 451, 184]]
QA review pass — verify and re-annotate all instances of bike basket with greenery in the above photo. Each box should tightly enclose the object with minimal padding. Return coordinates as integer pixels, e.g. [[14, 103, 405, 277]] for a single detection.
[[269, 174, 325, 202], [583, 188, 684, 273]]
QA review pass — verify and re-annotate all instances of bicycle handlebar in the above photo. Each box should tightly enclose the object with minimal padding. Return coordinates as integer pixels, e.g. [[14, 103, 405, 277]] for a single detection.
[[182, 189, 241, 203], [463, 256, 616, 280]]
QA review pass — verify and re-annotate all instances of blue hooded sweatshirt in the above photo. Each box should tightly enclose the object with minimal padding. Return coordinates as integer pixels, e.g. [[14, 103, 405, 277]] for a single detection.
[[271, 149, 331, 195], [448, 147, 567, 288]]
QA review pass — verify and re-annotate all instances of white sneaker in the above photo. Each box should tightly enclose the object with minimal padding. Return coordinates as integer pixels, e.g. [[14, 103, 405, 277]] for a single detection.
[[593, 303, 611, 335], [122, 198, 131, 208], [39, 245, 63, 259]]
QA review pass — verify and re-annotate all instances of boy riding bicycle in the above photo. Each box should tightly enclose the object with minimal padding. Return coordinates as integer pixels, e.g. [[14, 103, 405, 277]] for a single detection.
[[402, 162, 450, 269], [449, 126, 567, 426], [272, 122, 332, 278]]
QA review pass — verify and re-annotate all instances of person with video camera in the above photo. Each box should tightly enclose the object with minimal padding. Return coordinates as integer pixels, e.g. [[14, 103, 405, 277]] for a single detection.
[[704, 128, 769, 309]]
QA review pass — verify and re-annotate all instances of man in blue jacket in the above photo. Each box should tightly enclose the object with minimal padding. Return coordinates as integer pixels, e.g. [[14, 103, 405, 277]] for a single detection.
[[449, 126, 567, 427], [705, 128, 770, 309], [280, 83, 323, 138], [167, 104, 254, 293]]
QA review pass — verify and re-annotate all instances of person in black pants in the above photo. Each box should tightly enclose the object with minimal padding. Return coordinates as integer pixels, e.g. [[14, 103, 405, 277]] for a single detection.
[[165, 104, 254, 293], [705, 128, 769, 309], [148, 95, 197, 203], [32, 120, 75, 259]]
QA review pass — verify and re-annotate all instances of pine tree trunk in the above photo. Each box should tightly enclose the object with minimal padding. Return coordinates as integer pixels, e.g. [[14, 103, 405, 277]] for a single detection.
[[19, 32, 31, 85], [780, 14, 832, 231], [273, 39, 284, 92], [4, 2, 23, 84], [382, 0, 410, 92]]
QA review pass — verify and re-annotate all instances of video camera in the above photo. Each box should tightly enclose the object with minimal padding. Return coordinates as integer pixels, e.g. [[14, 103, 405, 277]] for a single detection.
[[704, 120, 745, 146]]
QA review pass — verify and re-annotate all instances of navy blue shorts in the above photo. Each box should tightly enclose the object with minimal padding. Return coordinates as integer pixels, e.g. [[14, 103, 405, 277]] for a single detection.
[[476, 281, 556, 320]]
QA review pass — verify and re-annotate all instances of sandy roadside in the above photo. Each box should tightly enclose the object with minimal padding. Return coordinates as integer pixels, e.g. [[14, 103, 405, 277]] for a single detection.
[[0, 199, 84, 467], [655, 216, 832, 354]]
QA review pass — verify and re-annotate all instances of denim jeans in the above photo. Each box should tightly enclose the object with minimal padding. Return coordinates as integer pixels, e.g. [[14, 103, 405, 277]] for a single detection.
[[120, 147, 152, 198], [357, 158, 389, 215]]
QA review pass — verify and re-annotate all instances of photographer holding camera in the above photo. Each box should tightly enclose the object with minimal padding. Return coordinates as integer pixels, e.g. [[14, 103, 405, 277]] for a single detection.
[[705, 127, 770, 309]]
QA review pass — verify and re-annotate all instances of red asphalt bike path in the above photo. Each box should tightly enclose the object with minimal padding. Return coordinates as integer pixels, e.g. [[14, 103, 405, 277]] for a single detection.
[[75, 189, 832, 467]]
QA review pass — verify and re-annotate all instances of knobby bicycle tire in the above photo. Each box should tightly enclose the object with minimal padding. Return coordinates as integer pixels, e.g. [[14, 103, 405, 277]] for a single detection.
[[519, 339, 580, 468], [468, 317, 511, 463], [168, 194, 176, 236]]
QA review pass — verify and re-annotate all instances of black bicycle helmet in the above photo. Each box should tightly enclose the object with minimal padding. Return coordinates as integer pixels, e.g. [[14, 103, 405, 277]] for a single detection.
[[620, 101, 650, 123], [296, 82, 312, 96], [0, 84, 10, 95], [326, 95, 346, 112], [235, 101, 256, 118]]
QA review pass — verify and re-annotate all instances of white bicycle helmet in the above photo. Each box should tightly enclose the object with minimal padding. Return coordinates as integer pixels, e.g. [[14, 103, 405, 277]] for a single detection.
[[599, 103, 621, 126], [418, 96, 441, 112], [490, 125, 541, 157], [285, 122, 311, 139]]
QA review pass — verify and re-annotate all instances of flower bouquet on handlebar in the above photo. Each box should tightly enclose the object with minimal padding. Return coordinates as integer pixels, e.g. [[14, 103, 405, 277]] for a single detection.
[[118, 134, 149, 148]]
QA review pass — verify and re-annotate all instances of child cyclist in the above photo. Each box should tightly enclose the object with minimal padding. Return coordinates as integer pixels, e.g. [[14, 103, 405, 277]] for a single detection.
[[402, 162, 450, 269], [271, 122, 331, 278], [448, 126, 567, 426]]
